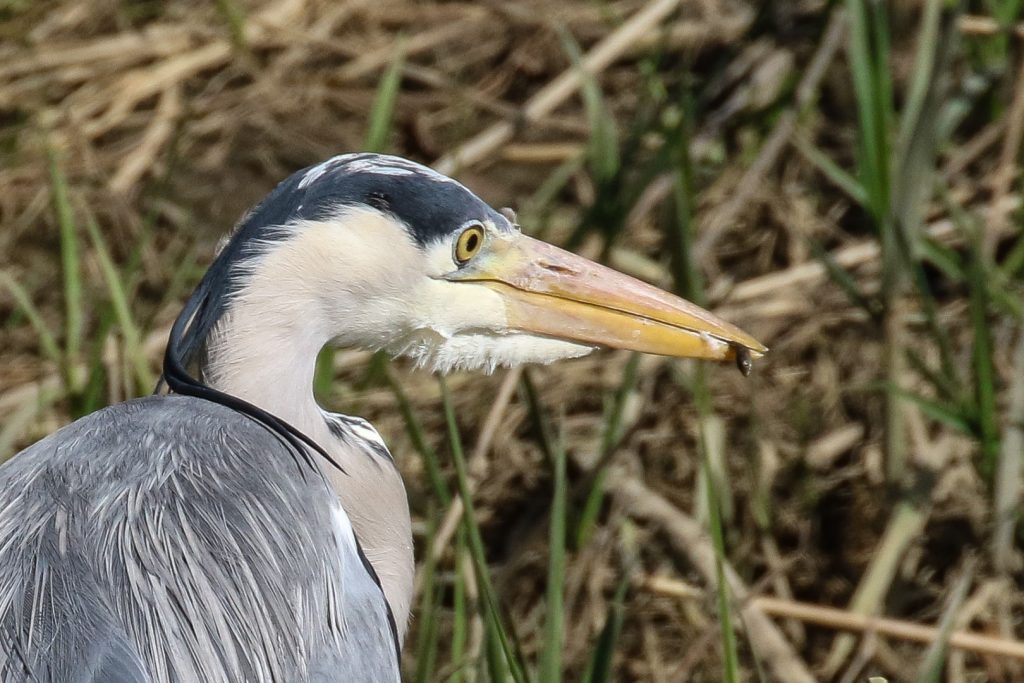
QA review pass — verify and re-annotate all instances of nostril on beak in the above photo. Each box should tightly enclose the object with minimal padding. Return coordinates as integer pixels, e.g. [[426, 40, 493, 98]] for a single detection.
[[538, 260, 578, 276]]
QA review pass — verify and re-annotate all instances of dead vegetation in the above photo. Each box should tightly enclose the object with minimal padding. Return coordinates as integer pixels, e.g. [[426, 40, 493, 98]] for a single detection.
[[1, 0, 1023, 680]]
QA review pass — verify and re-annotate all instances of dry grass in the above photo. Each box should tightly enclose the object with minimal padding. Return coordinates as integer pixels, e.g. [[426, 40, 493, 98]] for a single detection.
[[1, 0, 1023, 681]]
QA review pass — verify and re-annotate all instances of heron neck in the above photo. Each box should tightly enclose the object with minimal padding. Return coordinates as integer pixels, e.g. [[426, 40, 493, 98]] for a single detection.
[[203, 309, 326, 437], [200, 257, 414, 641]]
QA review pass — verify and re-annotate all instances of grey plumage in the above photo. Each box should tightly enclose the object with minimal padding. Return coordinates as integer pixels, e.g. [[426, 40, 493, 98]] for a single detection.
[[0, 396, 399, 682]]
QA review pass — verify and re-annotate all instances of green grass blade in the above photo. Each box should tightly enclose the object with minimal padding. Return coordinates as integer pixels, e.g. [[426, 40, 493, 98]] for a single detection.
[[558, 28, 619, 183], [891, 3, 954, 268], [884, 384, 975, 436], [807, 237, 880, 318], [484, 616, 511, 683], [47, 146, 83, 393], [967, 240, 999, 479], [414, 509, 442, 683], [520, 369, 557, 467], [897, 0, 943, 157], [78, 314, 112, 417], [913, 558, 975, 683], [313, 349, 336, 404], [84, 212, 154, 392], [906, 255, 962, 400], [439, 377, 528, 683], [999, 229, 1024, 279], [847, 0, 911, 483], [936, 195, 1001, 467], [538, 424, 568, 683], [667, 88, 704, 305], [917, 235, 963, 282], [575, 352, 640, 547], [451, 527, 469, 683], [976, 0, 1021, 70], [870, 0, 894, 203], [792, 135, 869, 205], [388, 371, 451, 504], [846, 0, 892, 219], [699, 404, 740, 682], [214, 0, 248, 52], [520, 155, 586, 236], [581, 563, 629, 683], [365, 40, 405, 153], [413, 582, 443, 683], [0, 271, 61, 364], [904, 347, 964, 407]]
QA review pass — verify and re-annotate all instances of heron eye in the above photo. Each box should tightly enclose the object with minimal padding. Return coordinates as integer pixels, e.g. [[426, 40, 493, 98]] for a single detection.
[[454, 225, 485, 264]]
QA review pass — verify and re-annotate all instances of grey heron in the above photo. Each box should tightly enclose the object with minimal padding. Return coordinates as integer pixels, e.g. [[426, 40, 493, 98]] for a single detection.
[[0, 153, 765, 681]]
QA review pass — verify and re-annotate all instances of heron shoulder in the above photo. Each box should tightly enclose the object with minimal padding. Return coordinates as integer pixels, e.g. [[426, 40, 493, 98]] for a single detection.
[[323, 411, 395, 466], [0, 395, 401, 682], [3, 395, 313, 485]]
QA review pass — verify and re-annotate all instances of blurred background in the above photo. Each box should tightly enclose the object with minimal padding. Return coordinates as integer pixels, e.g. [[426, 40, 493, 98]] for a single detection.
[[1, 0, 1023, 680]]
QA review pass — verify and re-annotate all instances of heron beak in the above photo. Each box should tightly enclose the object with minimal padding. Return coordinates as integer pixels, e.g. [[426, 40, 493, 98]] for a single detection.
[[443, 233, 767, 372]]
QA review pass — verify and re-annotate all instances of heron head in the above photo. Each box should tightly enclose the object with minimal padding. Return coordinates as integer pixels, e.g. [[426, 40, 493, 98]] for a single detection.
[[197, 153, 765, 375]]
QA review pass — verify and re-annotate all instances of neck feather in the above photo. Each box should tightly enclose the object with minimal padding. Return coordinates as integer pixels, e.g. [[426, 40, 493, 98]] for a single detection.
[[199, 228, 414, 639], [204, 299, 325, 436]]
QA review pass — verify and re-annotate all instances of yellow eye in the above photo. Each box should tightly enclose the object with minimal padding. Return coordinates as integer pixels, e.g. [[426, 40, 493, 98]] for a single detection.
[[454, 225, 485, 264]]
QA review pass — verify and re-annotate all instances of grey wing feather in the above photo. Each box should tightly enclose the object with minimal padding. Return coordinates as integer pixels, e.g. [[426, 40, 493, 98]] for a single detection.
[[0, 512, 151, 682], [0, 395, 399, 683], [85, 641, 152, 683]]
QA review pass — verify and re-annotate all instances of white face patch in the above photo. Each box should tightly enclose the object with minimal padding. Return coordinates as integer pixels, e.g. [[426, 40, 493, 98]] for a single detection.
[[382, 236, 596, 372], [230, 208, 596, 377], [393, 332, 594, 374]]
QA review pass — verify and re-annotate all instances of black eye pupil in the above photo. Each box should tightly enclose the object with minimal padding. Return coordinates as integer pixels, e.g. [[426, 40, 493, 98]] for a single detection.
[[466, 233, 478, 251]]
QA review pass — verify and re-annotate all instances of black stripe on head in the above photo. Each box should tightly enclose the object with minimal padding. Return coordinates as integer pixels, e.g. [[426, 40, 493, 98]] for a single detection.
[[247, 153, 512, 247]]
